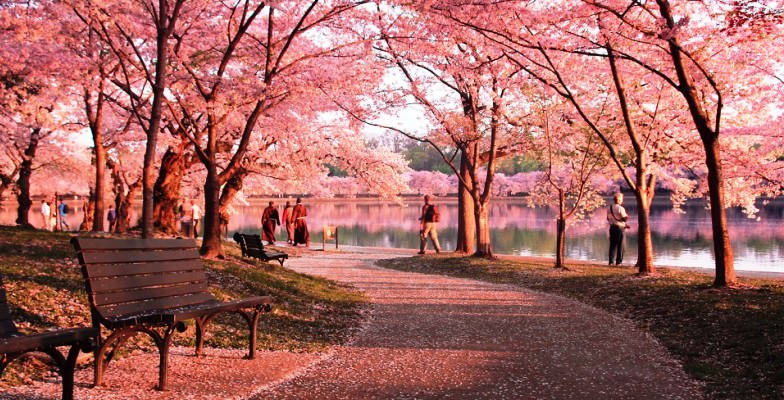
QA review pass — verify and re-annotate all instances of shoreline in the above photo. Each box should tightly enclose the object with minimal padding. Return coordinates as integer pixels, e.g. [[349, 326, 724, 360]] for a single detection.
[[310, 243, 784, 281]]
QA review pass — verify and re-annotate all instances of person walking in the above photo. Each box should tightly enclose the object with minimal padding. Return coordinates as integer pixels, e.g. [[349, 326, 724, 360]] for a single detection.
[[291, 198, 309, 247], [107, 205, 117, 233], [281, 201, 293, 244], [261, 201, 280, 244], [58, 199, 70, 231], [191, 200, 202, 238], [606, 192, 628, 266], [418, 194, 441, 255], [40, 200, 51, 231], [180, 200, 194, 237]]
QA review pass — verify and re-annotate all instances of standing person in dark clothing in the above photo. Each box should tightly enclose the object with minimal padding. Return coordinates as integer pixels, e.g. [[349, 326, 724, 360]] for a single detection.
[[261, 201, 280, 244], [291, 198, 309, 247], [606, 192, 628, 266], [418, 194, 441, 255], [107, 205, 117, 232], [58, 199, 70, 231]]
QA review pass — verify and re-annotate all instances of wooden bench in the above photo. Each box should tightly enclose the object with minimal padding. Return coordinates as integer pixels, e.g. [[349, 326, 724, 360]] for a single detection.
[[233, 233, 289, 266], [70, 237, 274, 391], [0, 275, 97, 400]]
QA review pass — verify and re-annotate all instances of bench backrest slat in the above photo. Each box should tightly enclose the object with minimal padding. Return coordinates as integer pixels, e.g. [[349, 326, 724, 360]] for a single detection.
[[86, 270, 207, 293], [0, 276, 19, 337], [83, 259, 203, 279], [71, 237, 218, 321], [93, 282, 210, 305], [244, 234, 265, 250], [80, 248, 199, 265]]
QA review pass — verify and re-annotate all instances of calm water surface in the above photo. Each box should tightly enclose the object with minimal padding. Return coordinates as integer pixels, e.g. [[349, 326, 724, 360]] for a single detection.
[[4, 197, 783, 272]]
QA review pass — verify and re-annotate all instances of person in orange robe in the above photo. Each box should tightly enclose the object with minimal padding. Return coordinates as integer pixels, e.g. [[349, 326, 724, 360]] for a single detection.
[[291, 198, 309, 247], [261, 201, 280, 244]]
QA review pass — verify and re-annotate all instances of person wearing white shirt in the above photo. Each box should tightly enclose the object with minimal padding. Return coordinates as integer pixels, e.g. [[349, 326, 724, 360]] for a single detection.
[[606, 192, 628, 266], [40, 200, 51, 231], [191, 200, 202, 238]]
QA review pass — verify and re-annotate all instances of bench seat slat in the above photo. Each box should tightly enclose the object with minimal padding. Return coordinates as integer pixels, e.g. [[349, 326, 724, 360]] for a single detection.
[[88, 270, 207, 292], [93, 282, 210, 306], [73, 238, 197, 251], [97, 292, 218, 321], [0, 327, 98, 354], [80, 249, 200, 265], [84, 259, 204, 278]]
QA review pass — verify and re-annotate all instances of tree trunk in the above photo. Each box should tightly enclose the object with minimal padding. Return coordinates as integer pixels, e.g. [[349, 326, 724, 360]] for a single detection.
[[92, 141, 106, 232], [199, 165, 224, 259], [153, 142, 189, 234], [80, 189, 96, 231], [15, 128, 40, 228], [704, 137, 735, 286], [655, 0, 734, 287], [473, 201, 494, 258], [115, 181, 141, 234], [554, 190, 566, 268], [455, 151, 476, 254], [555, 217, 566, 269], [635, 191, 655, 275]]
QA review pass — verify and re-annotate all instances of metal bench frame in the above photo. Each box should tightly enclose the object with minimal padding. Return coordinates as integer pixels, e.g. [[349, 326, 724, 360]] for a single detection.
[[71, 237, 273, 391], [0, 274, 97, 400]]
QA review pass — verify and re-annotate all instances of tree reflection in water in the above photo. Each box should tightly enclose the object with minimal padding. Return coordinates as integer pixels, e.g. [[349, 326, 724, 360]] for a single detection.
[[4, 198, 783, 272]]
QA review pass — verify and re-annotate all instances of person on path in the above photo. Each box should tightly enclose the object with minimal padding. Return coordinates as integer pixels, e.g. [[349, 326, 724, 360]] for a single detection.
[[418, 194, 441, 255], [180, 200, 194, 237], [107, 205, 117, 233], [261, 201, 280, 244], [607, 192, 628, 266], [281, 201, 293, 244], [191, 200, 202, 238], [58, 199, 70, 231], [40, 200, 51, 231], [291, 198, 309, 247]]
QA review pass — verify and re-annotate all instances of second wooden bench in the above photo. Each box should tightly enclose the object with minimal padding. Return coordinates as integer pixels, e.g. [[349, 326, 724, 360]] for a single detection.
[[71, 237, 274, 391]]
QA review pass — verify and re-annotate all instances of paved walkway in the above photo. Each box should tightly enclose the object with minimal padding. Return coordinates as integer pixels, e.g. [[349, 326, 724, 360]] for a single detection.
[[256, 251, 702, 399], [3, 250, 702, 399]]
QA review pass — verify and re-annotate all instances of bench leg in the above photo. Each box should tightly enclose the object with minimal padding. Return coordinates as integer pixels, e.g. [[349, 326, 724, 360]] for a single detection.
[[155, 322, 187, 391], [194, 316, 216, 357], [60, 343, 83, 400]]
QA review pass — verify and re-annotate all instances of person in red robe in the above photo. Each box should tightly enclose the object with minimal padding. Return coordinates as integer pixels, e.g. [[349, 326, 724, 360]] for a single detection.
[[291, 197, 309, 247], [281, 201, 293, 244], [261, 201, 280, 244]]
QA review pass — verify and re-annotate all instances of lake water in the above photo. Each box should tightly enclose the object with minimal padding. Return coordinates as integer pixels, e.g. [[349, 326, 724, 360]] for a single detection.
[[4, 197, 783, 272]]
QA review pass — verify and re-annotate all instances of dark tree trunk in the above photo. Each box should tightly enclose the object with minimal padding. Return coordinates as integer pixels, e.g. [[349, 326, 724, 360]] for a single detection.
[[555, 218, 566, 268], [92, 141, 106, 232], [115, 181, 141, 234], [199, 165, 223, 258], [455, 151, 475, 254], [153, 141, 191, 234], [473, 202, 493, 258], [15, 128, 41, 228], [635, 189, 655, 275], [555, 190, 566, 268], [704, 137, 735, 286], [656, 0, 734, 286]]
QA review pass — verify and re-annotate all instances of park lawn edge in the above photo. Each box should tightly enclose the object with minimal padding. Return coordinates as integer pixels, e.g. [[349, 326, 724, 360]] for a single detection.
[[0, 225, 369, 388], [375, 254, 784, 400]]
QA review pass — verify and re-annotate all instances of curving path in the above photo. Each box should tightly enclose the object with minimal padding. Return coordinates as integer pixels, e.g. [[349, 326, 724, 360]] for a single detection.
[[256, 252, 702, 400]]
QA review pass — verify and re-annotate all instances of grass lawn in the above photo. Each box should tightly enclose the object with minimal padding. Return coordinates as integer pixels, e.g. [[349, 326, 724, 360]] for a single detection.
[[0, 225, 367, 387], [376, 255, 784, 400]]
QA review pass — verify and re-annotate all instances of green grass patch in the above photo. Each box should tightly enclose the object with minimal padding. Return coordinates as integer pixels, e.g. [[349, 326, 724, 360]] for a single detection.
[[376, 255, 784, 400], [0, 225, 367, 387]]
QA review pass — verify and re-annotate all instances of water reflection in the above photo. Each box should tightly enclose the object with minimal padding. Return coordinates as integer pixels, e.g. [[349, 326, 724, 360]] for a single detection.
[[3, 198, 783, 272]]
